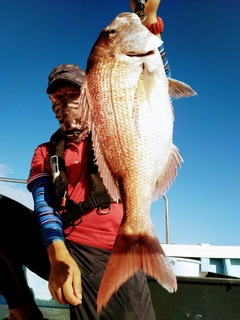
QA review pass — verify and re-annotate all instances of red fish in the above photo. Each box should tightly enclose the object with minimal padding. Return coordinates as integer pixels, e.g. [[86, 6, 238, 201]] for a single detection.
[[80, 12, 196, 314]]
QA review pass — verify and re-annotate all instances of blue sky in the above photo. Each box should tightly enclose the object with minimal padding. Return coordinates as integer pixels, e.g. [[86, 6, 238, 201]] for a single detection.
[[0, 0, 239, 246]]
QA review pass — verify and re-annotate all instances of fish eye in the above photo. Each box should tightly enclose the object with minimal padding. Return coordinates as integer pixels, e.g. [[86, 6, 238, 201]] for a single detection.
[[105, 29, 117, 38]]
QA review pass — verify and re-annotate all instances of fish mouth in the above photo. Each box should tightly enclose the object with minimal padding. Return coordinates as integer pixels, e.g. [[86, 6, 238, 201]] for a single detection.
[[127, 50, 155, 57]]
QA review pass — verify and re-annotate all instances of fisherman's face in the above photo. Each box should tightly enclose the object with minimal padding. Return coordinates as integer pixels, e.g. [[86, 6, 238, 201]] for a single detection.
[[49, 84, 84, 132]]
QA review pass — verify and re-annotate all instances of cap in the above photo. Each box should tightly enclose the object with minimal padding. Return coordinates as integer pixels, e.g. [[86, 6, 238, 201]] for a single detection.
[[46, 64, 85, 94]]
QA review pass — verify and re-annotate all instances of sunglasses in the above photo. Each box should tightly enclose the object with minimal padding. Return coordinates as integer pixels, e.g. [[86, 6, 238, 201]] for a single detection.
[[49, 90, 80, 102]]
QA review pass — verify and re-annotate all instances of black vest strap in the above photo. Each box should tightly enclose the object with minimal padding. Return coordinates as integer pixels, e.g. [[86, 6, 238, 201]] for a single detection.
[[49, 129, 112, 226]]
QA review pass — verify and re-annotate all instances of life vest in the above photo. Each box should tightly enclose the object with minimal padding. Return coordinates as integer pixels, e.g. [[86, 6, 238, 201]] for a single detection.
[[49, 129, 112, 226]]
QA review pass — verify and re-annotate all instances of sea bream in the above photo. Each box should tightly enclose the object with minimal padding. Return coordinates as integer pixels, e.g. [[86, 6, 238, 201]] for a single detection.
[[79, 12, 196, 313]]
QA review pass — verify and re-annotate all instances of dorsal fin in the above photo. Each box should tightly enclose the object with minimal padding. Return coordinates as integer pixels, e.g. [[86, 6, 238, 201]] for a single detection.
[[168, 78, 197, 99]]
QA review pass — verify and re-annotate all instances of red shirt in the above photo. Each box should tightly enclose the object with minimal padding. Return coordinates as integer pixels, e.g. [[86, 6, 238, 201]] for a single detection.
[[27, 136, 123, 250]]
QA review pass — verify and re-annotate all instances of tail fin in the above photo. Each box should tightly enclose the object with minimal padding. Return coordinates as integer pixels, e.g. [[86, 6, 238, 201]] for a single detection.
[[97, 232, 177, 314]]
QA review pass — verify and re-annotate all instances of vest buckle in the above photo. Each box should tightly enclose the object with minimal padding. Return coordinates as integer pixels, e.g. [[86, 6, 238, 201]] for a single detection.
[[98, 205, 112, 215]]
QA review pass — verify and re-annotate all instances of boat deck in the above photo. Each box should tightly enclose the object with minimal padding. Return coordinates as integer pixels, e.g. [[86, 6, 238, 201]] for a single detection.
[[0, 295, 70, 320], [1, 275, 240, 320]]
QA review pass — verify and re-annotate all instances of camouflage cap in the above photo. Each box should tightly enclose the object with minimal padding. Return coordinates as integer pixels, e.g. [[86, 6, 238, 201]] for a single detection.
[[46, 64, 85, 94]]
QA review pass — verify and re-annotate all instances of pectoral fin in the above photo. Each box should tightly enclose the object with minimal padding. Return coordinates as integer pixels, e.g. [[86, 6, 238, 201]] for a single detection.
[[153, 144, 183, 201]]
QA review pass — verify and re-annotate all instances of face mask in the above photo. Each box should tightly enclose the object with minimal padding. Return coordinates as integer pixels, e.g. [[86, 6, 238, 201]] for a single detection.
[[52, 96, 89, 142]]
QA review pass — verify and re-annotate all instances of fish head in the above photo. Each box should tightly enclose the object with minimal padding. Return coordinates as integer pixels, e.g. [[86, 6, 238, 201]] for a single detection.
[[87, 12, 163, 71]]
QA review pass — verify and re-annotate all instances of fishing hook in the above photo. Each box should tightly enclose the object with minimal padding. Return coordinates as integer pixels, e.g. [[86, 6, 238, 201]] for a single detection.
[[134, 0, 148, 22]]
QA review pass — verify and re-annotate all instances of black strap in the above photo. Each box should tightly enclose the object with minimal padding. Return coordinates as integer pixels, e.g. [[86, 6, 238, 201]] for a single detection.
[[49, 129, 112, 225], [61, 191, 112, 226]]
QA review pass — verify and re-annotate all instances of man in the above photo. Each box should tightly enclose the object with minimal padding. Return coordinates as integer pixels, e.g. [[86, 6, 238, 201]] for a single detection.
[[0, 1, 169, 319]]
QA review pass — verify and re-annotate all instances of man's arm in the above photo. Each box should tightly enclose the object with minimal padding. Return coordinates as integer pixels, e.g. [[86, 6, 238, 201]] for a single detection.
[[31, 178, 82, 306], [130, 0, 162, 34], [47, 240, 82, 305]]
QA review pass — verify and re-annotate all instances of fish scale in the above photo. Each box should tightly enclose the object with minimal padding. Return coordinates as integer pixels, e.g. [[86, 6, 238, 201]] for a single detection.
[[80, 12, 196, 314], [90, 63, 141, 179]]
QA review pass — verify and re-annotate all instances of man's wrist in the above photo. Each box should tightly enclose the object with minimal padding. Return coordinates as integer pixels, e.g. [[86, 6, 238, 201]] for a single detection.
[[145, 16, 164, 35], [47, 240, 69, 263]]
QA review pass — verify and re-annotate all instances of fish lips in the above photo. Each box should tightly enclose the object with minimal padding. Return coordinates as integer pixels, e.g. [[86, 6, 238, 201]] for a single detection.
[[121, 32, 162, 58]]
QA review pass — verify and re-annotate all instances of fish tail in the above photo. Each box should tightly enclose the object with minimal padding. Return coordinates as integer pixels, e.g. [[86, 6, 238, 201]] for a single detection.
[[97, 232, 177, 314]]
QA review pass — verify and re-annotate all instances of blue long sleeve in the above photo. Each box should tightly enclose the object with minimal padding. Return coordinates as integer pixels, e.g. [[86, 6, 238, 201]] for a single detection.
[[159, 43, 172, 103], [159, 43, 171, 78], [31, 177, 64, 248]]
